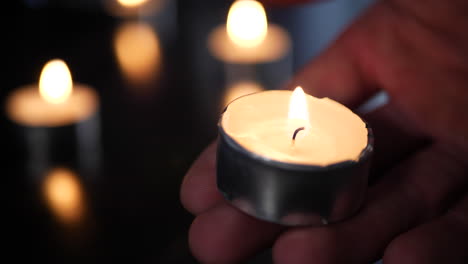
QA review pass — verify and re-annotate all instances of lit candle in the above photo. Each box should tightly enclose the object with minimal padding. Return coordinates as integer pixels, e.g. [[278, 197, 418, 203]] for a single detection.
[[208, 0, 292, 91], [6, 59, 98, 127], [208, 0, 291, 64], [217, 87, 373, 226], [5, 59, 100, 179]]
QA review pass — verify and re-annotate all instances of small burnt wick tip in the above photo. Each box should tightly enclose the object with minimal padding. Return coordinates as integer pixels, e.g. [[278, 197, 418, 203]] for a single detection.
[[292, 127, 305, 141]]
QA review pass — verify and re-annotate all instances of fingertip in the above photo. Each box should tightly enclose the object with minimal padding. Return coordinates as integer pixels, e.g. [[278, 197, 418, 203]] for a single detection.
[[180, 166, 223, 215], [383, 235, 427, 264], [383, 215, 468, 264], [180, 142, 222, 215], [188, 212, 230, 264], [189, 205, 282, 264], [273, 227, 339, 264], [179, 170, 195, 213]]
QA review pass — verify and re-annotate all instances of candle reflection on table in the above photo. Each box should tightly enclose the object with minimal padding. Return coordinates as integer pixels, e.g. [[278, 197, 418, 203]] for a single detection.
[[42, 167, 86, 227], [114, 21, 162, 94], [223, 81, 264, 108]]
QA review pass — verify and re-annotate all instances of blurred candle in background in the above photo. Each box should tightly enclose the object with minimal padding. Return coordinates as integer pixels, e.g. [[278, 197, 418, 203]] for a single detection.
[[114, 21, 162, 95], [103, 0, 165, 18], [118, 0, 148, 7], [208, 0, 291, 64], [6, 59, 98, 127], [5, 59, 100, 180], [208, 0, 292, 91], [227, 0, 267, 48]]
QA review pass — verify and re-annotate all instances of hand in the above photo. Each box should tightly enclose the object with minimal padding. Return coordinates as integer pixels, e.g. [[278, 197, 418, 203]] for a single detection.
[[181, 0, 468, 263]]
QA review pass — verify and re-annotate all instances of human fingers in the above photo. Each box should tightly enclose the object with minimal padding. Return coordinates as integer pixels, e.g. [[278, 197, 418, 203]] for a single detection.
[[180, 141, 222, 215], [273, 143, 468, 264], [384, 193, 468, 264], [362, 103, 429, 183], [181, 139, 283, 264], [189, 204, 283, 264], [183, 103, 430, 264]]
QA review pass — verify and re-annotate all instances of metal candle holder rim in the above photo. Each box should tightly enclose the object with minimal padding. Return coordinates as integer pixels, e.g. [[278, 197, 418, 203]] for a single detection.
[[218, 105, 374, 172]]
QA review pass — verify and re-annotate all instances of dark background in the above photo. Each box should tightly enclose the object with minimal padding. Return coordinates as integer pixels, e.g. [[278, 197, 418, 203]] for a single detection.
[[3, 0, 374, 263]]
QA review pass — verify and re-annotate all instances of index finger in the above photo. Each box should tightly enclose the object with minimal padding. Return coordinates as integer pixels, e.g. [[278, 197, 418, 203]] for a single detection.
[[180, 141, 222, 215]]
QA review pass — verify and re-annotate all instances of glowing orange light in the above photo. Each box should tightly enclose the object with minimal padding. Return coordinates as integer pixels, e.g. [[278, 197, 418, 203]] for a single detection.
[[114, 21, 161, 86], [39, 59, 73, 104], [117, 0, 147, 7], [226, 0, 268, 48], [43, 167, 84, 225]]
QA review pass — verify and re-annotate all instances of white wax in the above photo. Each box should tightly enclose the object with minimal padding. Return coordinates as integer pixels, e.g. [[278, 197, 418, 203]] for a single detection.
[[221, 90, 368, 166], [6, 85, 98, 127]]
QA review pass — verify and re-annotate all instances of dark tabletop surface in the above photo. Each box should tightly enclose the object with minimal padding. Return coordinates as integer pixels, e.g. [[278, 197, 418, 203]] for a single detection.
[[2, 0, 371, 263]]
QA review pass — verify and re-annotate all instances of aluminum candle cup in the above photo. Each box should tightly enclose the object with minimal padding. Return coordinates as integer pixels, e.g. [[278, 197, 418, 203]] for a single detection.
[[5, 59, 100, 182], [7, 113, 101, 182], [216, 89, 374, 226]]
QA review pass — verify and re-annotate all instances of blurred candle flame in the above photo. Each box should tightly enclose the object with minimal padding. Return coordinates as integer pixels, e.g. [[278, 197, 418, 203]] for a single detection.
[[114, 21, 161, 87], [43, 167, 85, 225], [39, 59, 73, 104], [288, 87, 310, 134], [104, 0, 164, 18], [227, 0, 268, 48], [117, 0, 148, 7]]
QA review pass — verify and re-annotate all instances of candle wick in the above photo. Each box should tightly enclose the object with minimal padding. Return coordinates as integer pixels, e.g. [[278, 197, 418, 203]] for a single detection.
[[292, 127, 305, 143]]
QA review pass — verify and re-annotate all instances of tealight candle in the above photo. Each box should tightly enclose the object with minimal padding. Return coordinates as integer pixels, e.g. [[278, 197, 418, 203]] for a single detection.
[[217, 87, 373, 226], [208, 0, 292, 90], [5, 59, 100, 180], [7, 60, 98, 127], [208, 0, 290, 64]]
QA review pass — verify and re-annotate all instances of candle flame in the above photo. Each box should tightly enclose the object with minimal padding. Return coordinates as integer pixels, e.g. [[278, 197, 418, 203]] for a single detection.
[[39, 59, 73, 104], [288, 87, 310, 142], [43, 167, 84, 225], [117, 0, 147, 7], [288, 87, 310, 123], [226, 0, 268, 48]]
